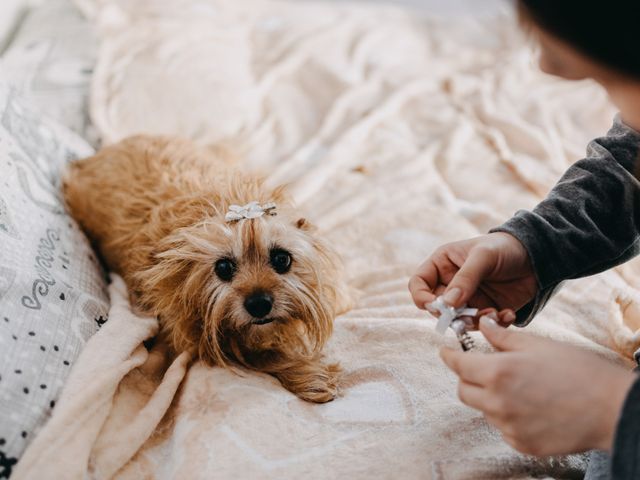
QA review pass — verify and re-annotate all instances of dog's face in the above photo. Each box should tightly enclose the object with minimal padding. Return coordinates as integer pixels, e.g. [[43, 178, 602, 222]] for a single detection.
[[135, 196, 342, 370]]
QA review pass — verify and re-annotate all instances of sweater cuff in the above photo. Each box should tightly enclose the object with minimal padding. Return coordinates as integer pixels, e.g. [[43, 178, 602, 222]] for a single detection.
[[490, 211, 554, 289], [508, 282, 562, 327], [612, 374, 640, 480], [489, 221, 561, 326]]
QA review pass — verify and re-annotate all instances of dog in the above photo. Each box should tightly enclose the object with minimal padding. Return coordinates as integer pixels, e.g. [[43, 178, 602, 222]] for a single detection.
[[63, 135, 350, 403]]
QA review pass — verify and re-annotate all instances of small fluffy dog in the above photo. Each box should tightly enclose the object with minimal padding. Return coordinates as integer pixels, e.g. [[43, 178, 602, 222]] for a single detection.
[[63, 135, 349, 403]]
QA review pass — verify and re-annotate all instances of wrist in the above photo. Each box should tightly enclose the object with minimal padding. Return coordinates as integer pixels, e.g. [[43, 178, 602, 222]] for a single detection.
[[595, 370, 637, 451], [493, 231, 532, 269]]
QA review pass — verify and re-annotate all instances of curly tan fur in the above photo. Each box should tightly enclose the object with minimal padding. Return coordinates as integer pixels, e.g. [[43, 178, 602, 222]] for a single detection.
[[63, 135, 349, 403]]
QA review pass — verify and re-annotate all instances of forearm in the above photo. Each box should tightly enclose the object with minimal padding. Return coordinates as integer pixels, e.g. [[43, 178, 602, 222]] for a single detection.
[[496, 154, 640, 289], [491, 116, 640, 325]]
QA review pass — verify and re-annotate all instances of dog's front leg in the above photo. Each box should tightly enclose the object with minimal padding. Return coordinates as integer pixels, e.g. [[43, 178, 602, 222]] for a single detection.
[[273, 357, 341, 403]]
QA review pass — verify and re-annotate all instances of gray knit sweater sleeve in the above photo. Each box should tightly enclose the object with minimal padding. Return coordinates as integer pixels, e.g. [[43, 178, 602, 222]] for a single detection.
[[490, 115, 640, 327], [612, 375, 640, 479]]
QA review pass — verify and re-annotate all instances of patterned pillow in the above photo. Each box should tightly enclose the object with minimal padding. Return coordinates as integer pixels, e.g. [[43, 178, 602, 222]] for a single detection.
[[0, 0, 98, 145], [0, 0, 26, 53], [0, 77, 108, 477]]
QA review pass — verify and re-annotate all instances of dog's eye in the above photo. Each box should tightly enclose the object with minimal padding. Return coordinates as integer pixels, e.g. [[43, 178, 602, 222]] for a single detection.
[[270, 249, 292, 274], [214, 258, 236, 281]]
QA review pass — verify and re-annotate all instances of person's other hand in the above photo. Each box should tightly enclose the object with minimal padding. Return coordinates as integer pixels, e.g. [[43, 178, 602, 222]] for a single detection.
[[441, 317, 637, 456], [409, 232, 538, 326]]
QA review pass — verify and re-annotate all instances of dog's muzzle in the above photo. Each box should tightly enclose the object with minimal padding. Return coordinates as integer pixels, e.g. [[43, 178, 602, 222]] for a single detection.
[[244, 292, 274, 324], [251, 317, 275, 325]]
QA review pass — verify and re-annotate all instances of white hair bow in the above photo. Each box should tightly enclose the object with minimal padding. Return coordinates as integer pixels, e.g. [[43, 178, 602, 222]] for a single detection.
[[428, 296, 478, 334], [225, 201, 277, 223]]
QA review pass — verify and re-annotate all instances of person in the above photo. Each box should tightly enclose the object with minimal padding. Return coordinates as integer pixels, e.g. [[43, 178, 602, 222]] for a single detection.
[[408, 1, 640, 479]]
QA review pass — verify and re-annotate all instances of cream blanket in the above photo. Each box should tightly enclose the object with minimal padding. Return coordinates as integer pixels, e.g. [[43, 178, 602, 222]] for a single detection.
[[14, 0, 640, 478]]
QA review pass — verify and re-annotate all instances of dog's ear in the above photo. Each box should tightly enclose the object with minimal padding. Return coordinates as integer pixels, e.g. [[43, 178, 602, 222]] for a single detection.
[[295, 217, 316, 232]]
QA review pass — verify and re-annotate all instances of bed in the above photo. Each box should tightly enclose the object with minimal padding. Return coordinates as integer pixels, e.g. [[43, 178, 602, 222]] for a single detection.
[[3, 0, 640, 478]]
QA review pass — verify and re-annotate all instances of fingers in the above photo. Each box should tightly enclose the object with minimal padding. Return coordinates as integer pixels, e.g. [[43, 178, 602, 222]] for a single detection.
[[409, 251, 454, 309], [478, 316, 527, 351], [408, 274, 437, 309], [409, 246, 476, 310], [440, 347, 503, 386], [442, 247, 495, 308], [410, 241, 516, 320], [457, 381, 492, 412], [497, 309, 517, 326], [466, 308, 515, 330], [482, 308, 516, 327]]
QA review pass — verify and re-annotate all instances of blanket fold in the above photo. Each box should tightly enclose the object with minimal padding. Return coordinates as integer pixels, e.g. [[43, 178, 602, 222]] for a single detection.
[[12, 277, 190, 480]]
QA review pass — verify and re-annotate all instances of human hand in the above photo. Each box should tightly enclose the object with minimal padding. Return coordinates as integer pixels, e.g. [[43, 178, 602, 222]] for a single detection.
[[441, 317, 637, 456], [409, 232, 538, 326]]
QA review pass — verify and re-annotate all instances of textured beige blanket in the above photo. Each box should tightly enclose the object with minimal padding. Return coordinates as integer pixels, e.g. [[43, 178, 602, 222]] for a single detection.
[[15, 0, 640, 478]]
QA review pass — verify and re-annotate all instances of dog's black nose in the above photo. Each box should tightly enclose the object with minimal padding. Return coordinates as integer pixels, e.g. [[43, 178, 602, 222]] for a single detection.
[[244, 292, 273, 319]]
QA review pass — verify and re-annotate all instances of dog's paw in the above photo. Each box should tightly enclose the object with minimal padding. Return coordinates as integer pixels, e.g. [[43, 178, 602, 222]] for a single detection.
[[277, 361, 341, 404], [296, 366, 340, 404]]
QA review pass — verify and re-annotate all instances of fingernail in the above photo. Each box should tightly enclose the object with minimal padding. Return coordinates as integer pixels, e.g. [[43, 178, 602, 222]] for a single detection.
[[480, 316, 498, 329], [425, 302, 437, 314], [443, 287, 462, 306], [487, 311, 498, 321], [504, 311, 516, 323]]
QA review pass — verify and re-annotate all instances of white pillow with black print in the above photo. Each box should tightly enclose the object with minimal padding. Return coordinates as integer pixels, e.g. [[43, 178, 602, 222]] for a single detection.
[[0, 0, 98, 145], [0, 76, 108, 478], [0, 0, 26, 53]]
